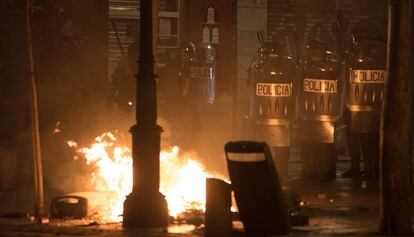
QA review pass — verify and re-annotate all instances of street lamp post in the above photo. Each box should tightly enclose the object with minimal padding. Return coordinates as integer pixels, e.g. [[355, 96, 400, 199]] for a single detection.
[[123, 0, 169, 228]]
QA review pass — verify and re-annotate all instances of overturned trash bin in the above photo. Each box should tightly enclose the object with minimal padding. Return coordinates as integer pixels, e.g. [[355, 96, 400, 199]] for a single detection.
[[205, 178, 232, 237], [50, 195, 88, 219], [224, 141, 290, 235], [50, 191, 119, 221]]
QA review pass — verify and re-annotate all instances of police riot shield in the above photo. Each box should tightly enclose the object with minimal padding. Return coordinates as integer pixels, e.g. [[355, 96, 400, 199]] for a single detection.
[[247, 41, 296, 179], [298, 40, 344, 143], [346, 33, 386, 133], [249, 42, 296, 147], [181, 43, 215, 103]]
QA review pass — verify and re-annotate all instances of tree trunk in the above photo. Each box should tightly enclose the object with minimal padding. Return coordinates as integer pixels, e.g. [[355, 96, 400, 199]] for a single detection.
[[26, 0, 46, 222], [380, 0, 413, 234]]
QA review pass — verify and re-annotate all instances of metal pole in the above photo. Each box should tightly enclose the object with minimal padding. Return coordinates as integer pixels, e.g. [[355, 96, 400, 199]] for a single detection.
[[123, 0, 168, 228], [26, 0, 46, 223]]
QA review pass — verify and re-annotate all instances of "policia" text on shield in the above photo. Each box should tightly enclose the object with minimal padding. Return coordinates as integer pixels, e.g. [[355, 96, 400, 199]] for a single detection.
[[304, 78, 337, 93], [256, 83, 292, 97]]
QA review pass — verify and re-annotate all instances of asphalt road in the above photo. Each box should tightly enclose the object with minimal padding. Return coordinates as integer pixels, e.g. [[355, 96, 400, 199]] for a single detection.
[[0, 153, 411, 236]]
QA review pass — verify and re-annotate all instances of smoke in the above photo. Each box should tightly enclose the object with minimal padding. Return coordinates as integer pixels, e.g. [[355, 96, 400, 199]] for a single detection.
[[38, 88, 232, 193]]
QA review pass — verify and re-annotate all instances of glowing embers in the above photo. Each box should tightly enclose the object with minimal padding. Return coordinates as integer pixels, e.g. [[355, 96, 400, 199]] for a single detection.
[[67, 132, 218, 222]]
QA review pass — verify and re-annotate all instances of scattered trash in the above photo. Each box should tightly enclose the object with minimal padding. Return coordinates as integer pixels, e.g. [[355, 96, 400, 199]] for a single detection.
[[290, 215, 309, 226], [175, 209, 204, 226], [0, 212, 30, 219], [318, 193, 327, 200], [361, 181, 367, 189], [285, 191, 302, 210], [85, 221, 99, 226], [37, 217, 50, 225]]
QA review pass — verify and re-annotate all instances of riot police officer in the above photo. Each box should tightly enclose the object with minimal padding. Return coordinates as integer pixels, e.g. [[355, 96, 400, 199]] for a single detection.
[[248, 41, 296, 179], [110, 40, 139, 114], [298, 40, 344, 181], [342, 29, 386, 179], [180, 43, 216, 104], [174, 42, 216, 149]]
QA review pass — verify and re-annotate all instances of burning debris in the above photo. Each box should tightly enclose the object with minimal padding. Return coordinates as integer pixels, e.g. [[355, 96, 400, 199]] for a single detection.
[[50, 191, 120, 223], [65, 132, 224, 223]]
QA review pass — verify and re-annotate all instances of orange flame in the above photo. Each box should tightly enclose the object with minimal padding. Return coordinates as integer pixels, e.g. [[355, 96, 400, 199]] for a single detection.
[[67, 132, 221, 222]]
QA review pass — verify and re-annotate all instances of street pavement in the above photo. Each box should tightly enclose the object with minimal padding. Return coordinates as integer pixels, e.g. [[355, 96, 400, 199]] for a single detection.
[[0, 153, 412, 236]]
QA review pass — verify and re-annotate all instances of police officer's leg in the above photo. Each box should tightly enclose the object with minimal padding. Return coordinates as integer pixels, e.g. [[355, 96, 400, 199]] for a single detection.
[[360, 134, 372, 179], [342, 128, 362, 177], [318, 143, 337, 181], [258, 125, 290, 180], [270, 146, 289, 181], [361, 133, 380, 179], [301, 141, 319, 179], [301, 142, 310, 178], [328, 143, 338, 178], [371, 133, 380, 178], [342, 109, 362, 177]]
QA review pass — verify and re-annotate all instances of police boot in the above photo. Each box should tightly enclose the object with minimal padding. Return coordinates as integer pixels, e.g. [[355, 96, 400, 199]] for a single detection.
[[341, 152, 362, 178]]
